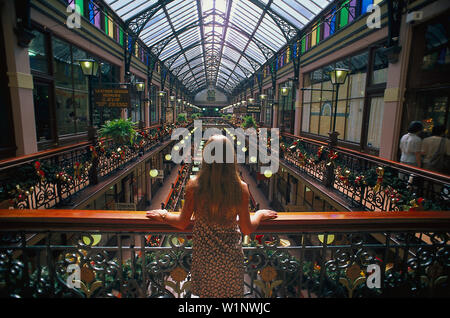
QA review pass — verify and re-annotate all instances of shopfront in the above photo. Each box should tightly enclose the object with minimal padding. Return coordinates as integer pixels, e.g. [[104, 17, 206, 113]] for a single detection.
[[402, 10, 450, 140], [300, 44, 389, 154], [28, 25, 120, 149]]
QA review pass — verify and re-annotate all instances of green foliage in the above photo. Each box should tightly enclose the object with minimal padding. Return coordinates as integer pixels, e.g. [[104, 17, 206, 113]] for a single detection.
[[190, 113, 202, 119], [222, 114, 232, 120], [241, 115, 257, 129], [98, 118, 137, 145], [177, 113, 186, 123]]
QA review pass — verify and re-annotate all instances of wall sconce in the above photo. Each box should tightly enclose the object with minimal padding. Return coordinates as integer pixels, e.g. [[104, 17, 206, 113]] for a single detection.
[[78, 59, 99, 77], [280, 86, 289, 96], [136, 82, 145, 92], [329, 68, 351, 85]]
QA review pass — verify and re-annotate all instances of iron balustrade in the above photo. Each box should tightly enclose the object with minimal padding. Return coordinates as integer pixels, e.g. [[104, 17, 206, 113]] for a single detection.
[[0, 123, 191, 210], [0, 209, 449, 298], [280, 132, 450, 212]]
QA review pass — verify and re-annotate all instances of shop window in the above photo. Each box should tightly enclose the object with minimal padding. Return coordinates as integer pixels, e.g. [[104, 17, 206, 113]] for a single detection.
[[33, 82, 53, 142], [301, 47, 387, 153], [28, 30, 49, 74], [366, 96, 384, 149], [422, 22, 450, 71], [278, 81, 294, 133], [371, 47, 389, 85], [30, 30, 121, 148]]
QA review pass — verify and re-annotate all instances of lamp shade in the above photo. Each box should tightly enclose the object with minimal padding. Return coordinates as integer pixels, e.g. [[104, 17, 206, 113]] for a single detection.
[[136, 82, 145, 92], [248, 98, 255, 103], [170, 95, 176, 101], [158, 91, 166, 96], [260, 94, 267, 100], [329, 68, 351, 85], [78, 59, 99, 76], [280, 86, 289, 96]]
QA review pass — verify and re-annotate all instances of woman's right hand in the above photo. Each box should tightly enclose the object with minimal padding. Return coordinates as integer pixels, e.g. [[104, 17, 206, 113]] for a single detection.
[[255, 209, 278, 221]]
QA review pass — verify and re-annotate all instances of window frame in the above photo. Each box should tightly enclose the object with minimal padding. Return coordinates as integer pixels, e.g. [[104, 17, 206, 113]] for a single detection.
[[300, 42, 388, 154]]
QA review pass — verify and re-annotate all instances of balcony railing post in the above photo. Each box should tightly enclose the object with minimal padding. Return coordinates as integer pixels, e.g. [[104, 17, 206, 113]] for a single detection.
[[323, 132, 338, 188], [88, 133, 99, 185]]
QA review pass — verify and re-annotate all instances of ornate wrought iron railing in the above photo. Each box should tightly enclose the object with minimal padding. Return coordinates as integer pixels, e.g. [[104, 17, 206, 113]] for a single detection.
[[0, 123, 191, 210], [280, 133, 450, 212], [1, 209, 449, 298]]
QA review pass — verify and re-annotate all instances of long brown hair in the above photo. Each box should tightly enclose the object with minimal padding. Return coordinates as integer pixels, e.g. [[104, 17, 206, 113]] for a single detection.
[[193, 134, 242, 225]]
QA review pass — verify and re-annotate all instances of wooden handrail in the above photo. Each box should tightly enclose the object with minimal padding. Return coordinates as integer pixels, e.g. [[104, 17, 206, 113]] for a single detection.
[[0, 124, 163, 170], [0, 209, 449, 233], [0, 141, 92, 169]]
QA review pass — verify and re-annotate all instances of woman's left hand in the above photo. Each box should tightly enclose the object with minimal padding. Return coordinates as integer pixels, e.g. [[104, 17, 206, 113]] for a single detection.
[[146, 209, 167, 221]]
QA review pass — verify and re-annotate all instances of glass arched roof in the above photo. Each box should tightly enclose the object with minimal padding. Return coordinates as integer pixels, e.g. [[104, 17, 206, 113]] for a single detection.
[[104, 0, 333, 95]]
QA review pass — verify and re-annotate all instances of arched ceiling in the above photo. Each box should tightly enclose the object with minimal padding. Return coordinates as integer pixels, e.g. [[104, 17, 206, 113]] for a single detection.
[[104, 0, 333, 96]]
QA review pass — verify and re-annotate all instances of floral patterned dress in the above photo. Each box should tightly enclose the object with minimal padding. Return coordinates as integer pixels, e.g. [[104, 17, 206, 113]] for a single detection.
[[191, 215, 244, 298]]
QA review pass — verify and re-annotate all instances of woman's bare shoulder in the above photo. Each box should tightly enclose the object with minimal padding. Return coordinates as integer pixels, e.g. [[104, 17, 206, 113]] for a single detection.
[[240, 180, 249, 194]]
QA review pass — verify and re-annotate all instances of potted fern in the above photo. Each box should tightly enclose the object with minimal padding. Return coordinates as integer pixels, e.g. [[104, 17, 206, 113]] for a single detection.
[[98, 118, 138, 146], [241, 115, 257, 129], [177, 113, 187, 123]]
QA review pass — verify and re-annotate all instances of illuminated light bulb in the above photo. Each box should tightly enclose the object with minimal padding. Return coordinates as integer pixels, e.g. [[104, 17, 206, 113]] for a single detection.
[[264, 170, 272, 178], [250, 156, 257, 163], [174, 145, 179, 151], [180, 140, 184, 144], [165, 154, 172, 161], [242, 147, 247, 152], [318, 234, 335, 244], [149, 169, 158, 177], [237, 141, 241, 145], [82, 234, 102, 246]]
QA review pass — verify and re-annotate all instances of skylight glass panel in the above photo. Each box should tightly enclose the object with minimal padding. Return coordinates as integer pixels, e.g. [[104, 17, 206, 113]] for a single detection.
[[159, 43, 180, 60], [140, 9, 166, 30], [246, 42, 265, 63], [227, 29, 247, 51], [170, 55, 186, 69], [165, 0, 186, 11], [270, 3, 307, 29], [254, 17, 285, 49], [185, 47, 202, 60], [106, 0, 159, 21], [178, 28, 200, 47]]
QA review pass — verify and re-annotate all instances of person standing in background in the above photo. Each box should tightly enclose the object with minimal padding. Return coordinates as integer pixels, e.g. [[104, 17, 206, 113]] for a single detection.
[[421, 124, 450, 174], [399, 121, 424, 168]]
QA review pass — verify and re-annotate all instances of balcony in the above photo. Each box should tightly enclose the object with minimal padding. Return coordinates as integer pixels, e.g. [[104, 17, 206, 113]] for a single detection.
[[1, 209, 449, 298], [0, 123, 190, 210], [279, 132, 450, 212]]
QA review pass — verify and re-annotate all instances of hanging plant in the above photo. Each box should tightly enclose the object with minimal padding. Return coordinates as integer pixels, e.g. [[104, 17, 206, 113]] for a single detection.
[[241, 115, 257, 129], [98, 118, 138, 145]]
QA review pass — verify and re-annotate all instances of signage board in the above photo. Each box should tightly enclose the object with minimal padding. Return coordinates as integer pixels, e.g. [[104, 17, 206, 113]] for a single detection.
[[93, 88, 130, 108], [247, 105, 261, 113]]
